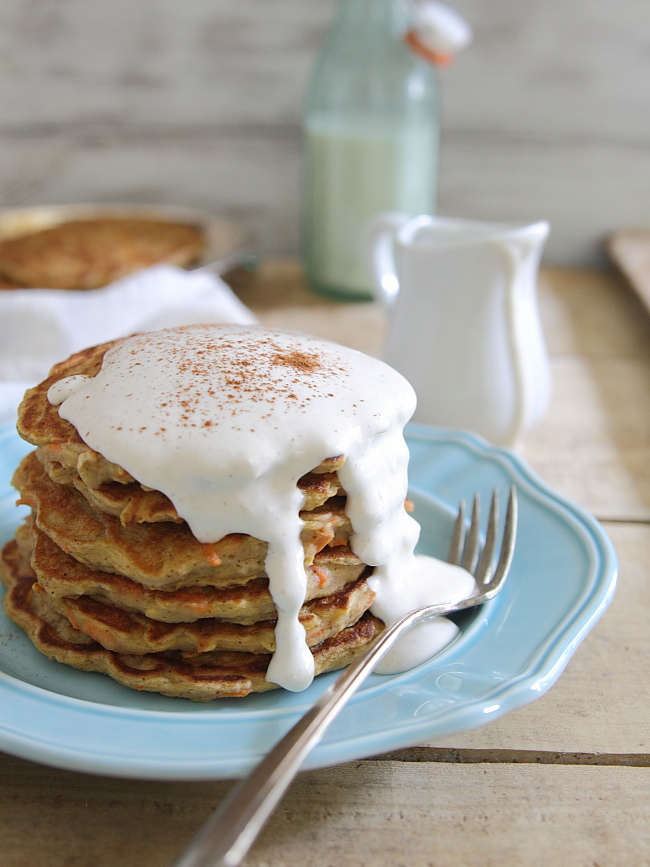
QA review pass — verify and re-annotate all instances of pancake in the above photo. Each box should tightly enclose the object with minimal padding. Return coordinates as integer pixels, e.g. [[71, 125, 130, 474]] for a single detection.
[[18, 339, 114, 447], [36, 447, 345, 525], [22, 521, 366, 624], [0, 217, 205, 290], [0, 539, 383, 700], [39, 576, 375, 655], [14, 452, 353, 589]]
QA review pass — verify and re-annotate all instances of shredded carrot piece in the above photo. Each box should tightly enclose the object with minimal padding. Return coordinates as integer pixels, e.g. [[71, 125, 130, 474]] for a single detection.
[[187, 601, 211, 614], [203, 544, 222, 566], [313, 566, 328, 588], [311, 529, 335, 553]]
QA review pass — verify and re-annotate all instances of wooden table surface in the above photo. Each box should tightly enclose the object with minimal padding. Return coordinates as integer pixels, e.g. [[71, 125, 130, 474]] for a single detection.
[[1, 260, 648, 866]]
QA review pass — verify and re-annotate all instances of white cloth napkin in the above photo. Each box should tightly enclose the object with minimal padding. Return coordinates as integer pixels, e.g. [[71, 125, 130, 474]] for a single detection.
[[0, 264, 257, 425]]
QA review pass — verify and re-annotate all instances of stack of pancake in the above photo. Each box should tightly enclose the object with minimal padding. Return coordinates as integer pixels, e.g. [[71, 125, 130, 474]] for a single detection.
[[0, 339, 383, 700]]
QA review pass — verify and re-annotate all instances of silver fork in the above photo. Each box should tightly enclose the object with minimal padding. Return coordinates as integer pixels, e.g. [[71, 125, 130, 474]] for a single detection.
[[173, 486, 518, 867]]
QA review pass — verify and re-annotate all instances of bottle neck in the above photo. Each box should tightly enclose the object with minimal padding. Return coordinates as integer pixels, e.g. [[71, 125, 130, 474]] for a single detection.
[[332, 0, 404, 38]]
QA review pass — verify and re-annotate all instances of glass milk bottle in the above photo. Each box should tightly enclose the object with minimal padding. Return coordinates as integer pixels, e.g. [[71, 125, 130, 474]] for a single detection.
[[301, 0, 470, 300]]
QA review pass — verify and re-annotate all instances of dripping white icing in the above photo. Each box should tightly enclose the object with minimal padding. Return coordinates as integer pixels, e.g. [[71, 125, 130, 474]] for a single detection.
[[47, 325, 475, 690]]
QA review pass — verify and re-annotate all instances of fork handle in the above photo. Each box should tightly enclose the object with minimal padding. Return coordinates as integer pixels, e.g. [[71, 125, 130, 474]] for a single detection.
[[172, 602, 456, 867], [173, 488, 516, 867]]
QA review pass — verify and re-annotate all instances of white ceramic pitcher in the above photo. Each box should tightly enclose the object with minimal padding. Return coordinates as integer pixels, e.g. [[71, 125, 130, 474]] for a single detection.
[[363, 213, 551, 447]]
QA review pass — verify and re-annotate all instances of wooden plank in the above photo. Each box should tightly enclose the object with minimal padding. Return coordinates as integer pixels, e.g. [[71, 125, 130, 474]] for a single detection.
[[524, 356, 650, 521], [537, 267, 650, 358], [0, 754, 647, 866], [372, 747, 648, 767], [247, 763, 650, 867], [525, 270, 650, 521], [606, 230, 650, 318], [0, 0, 329, 127]]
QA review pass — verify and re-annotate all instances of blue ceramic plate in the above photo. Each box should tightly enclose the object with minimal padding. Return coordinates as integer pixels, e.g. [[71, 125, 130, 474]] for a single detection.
[[0, 423, 617, 780]]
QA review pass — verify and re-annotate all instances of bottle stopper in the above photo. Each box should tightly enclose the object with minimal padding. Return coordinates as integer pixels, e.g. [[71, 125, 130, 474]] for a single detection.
[[405, 1, 472, 66]]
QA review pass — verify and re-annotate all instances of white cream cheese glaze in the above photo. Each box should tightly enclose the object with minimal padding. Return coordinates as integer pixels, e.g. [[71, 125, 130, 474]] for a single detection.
[[48, 325, 474, 690]]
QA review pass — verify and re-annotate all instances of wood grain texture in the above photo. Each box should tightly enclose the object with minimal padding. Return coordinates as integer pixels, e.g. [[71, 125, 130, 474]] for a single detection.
[[0, 754, 648, 866], [606, 230, 650, 316], [243, 763, 649, 867], [0, 0, 649, 264]]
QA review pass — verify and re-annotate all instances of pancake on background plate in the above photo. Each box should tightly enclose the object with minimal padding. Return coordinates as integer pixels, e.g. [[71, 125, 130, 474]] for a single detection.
[[0, 217, 204, 290]]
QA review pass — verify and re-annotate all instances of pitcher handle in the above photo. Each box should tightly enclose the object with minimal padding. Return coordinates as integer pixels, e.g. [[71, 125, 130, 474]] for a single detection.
[[362, 212, 410, 308]]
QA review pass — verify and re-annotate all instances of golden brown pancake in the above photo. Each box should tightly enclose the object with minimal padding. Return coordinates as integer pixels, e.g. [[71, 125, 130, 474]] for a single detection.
[[0, 539, 383, 700], [39, 577, 375, 655], [17, 339, 118, 453], [36, 447, 345, 525], [14, 452, 353, 589], [0, 217, 205, 290], [21, 520, 367, 624]]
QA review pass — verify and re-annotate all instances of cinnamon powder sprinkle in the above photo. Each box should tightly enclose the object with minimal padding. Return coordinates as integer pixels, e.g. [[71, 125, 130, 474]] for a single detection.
[[271, 349, 322, 373], [96, 328, 353, 438]]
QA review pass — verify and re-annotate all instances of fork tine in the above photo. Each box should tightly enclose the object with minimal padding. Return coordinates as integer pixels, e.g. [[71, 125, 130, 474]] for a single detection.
[[448, 487, 517, 591], [490, 485, 518, 585], [446, 498, 466, 565], [461, 494, 481, 573], [474, 489, 499, 585]]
